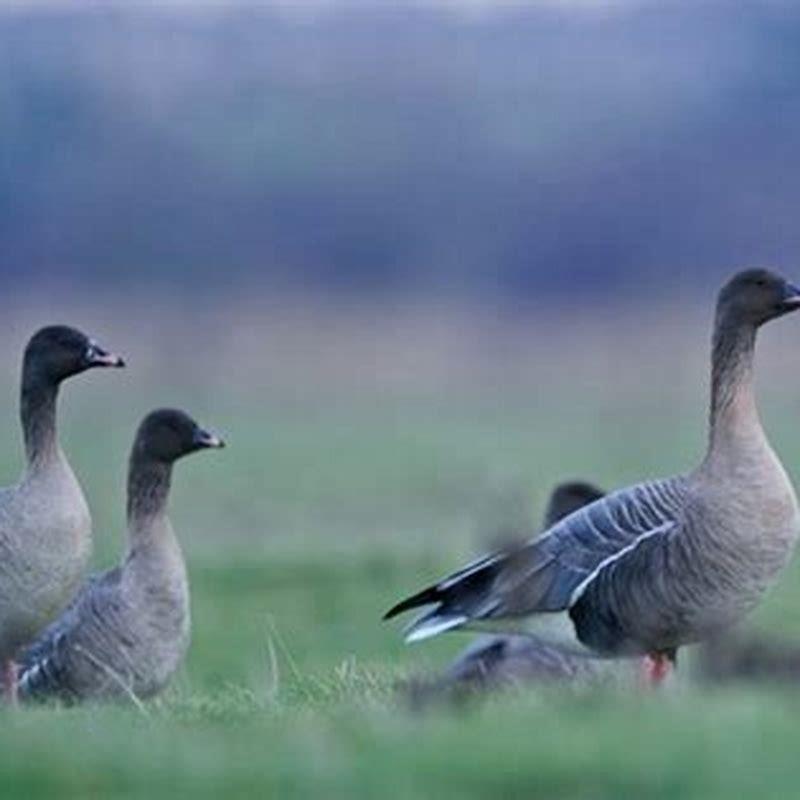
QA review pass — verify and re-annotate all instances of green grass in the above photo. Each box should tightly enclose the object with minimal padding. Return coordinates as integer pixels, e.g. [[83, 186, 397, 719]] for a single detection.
[[4, 687, 800, 799], [2, 319, 800, 799]]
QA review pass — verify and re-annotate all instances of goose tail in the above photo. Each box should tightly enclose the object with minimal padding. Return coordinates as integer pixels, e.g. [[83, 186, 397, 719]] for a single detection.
[[384, 551, 510, 642], [17, 648, 68, 703], [404, 611, 470, 643]]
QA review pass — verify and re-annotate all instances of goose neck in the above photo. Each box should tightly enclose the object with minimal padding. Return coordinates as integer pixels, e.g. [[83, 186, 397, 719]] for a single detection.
[[20, 372, 61, 469], [127, 455, 173, 532], [707, 315, 760, 452]]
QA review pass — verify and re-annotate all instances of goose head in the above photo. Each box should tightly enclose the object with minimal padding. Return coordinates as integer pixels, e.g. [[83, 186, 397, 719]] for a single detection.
[[24, 325, 125, 385], [544, 481, 605, 528], [134, 408, 225, 465], [717, 269, 800, 328]]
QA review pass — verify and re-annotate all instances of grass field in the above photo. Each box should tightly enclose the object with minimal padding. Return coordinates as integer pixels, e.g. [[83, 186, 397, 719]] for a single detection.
[[1, 299, 800, 798]]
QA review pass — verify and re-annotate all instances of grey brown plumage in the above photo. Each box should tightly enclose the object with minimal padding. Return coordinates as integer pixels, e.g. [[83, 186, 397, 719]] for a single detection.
[[437, 479, 800, 699], [386, 270, 800, 662], [405, 633, 610, 709], [0, 326, 124, 702], [18, 409, 224, 704], [408, 482, 609, 704]]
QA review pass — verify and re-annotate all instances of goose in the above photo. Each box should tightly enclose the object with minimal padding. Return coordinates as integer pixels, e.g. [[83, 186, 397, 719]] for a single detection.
[[385, 269, 800, 684], [17, 409, 224, 704], [0, 325, 124, 702]]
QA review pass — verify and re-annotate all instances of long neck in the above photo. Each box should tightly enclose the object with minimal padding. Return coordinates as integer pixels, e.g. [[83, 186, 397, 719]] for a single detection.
[[20, 368, 61, 469], [127, 452, 173, 548], [124, 453, 188, 606], [707, 311, 760, 453]]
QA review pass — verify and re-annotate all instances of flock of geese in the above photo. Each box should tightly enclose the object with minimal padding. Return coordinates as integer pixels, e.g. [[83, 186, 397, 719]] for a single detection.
[[0, 268, 799, 708], [0, 326, 222, 704]]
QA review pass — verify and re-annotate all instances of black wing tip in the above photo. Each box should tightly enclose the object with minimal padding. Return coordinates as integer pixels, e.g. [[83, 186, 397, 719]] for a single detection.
[[383, 586, 441, 621], [381, 603, 404, 621], [382, 606, 402, 621]]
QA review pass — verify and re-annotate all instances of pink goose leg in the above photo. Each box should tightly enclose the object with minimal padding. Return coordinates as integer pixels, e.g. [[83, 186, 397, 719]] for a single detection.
[[640, 652, 672, 688]]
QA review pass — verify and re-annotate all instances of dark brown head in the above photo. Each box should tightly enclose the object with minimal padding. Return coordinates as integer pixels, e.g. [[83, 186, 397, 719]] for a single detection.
[[716, 269, 800, 328], [23, 325, 125, 386], [133, 408, 225, 465], [543, 481, 605, 528]]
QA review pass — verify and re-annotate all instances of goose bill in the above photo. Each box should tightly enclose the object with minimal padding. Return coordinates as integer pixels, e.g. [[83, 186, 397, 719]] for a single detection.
[[85, 341, 125, 368], [778, 282, 800, 311], [194, 429, 225, 449]]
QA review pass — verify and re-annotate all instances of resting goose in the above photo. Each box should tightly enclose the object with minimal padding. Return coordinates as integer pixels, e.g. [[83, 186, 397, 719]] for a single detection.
[[17, 409, 224, 704], [385, 270, 800, 683], [0, 326, 124, 702]]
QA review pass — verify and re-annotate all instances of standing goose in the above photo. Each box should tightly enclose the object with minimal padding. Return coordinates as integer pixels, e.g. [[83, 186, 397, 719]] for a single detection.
[[0, 326, 124, 702], [18, 409, 224, 704], [385, 270, 800, 682]]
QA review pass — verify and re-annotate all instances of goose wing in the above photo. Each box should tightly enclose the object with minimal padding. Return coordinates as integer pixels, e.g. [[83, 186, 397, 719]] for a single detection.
[[17, 567, 123, 701], [384, 477, 687, 642]]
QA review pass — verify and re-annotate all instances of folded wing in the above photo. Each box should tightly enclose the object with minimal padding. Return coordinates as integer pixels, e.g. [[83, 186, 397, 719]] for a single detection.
[[384, 477, 687, 642]]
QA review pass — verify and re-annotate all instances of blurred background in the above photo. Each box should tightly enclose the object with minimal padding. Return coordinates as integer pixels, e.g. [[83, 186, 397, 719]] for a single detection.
[[3, 2, 800, 797], [5, 0, 800, 295]]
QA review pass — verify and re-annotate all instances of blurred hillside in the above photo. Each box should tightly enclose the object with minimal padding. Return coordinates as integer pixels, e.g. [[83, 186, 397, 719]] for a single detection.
[[2, 2, 800, 295]]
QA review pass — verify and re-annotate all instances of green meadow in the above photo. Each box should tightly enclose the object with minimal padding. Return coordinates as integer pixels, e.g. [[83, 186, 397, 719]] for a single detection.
[[1, 300, 799, 798]]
